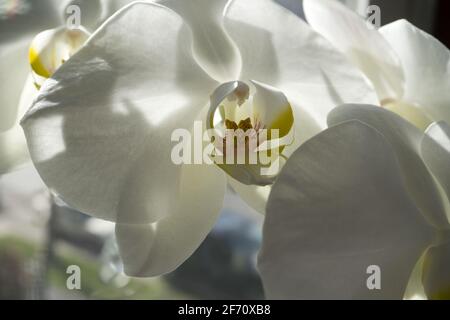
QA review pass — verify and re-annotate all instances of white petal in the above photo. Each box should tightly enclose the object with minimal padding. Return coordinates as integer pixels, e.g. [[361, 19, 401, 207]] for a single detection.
[[329, 105, 449, 229], [225, 0, 378, 131], [225, 0, 380, 198], [159, 0, 241, 82], [421, 121, 450, 224], [207, 81, 249, 129], [116, 164, 226, 277], [403, 253, 428, 300], [21, 2, 217, 224], [380, 20, 450, 124], [259, 121, 434, 299], [303, 0, 404, 101], [99, 0, 139, 18], [422, 241, 450, 300]]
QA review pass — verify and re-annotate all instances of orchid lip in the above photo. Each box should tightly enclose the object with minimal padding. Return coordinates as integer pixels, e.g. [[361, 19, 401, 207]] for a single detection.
[[205, 80, 294, 186]]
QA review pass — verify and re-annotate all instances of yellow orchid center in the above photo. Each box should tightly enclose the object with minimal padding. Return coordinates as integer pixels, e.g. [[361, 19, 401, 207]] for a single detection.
[[220, 117, 267, 162], [207, 81, 295, 186], [29, 27, 90, 89]]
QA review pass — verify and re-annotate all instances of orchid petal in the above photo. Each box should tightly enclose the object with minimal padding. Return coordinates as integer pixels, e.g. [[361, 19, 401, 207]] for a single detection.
[[421, 121, 450, 224], [251, 80, 294, 138], [21, 2, 217, 224], [116, 164, 225, 277], [0, 0, 126, 132], [228, 177, 270, 214], [329, 105, 449, 229], [422, 241, 450, 300], [98, 0, 140, 22], [259, 121, 434, 299], [225, 0, 378, 132], [303, 0, 405, 101], [0, 37, 31, 132], [380, 19, 450, 124], [158, 0, 241, 82]]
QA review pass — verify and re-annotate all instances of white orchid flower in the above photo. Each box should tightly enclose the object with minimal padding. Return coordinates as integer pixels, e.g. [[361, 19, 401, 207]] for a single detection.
[[20, 0, 378, 277], [259, 0, 450, 300], [259, 105, 450, 300], [303, 0, 450, 131], [0, 0, 134, 174]]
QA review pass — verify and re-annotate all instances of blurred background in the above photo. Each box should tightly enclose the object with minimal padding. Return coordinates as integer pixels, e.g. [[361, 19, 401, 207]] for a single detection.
[[0, 167, 263, 300], [0, 0, 449, 300]]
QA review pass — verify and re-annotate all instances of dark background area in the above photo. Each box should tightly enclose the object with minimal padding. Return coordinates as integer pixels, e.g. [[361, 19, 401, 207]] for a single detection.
[[371, 0, 449, 47], [435, 0, 450, 48]]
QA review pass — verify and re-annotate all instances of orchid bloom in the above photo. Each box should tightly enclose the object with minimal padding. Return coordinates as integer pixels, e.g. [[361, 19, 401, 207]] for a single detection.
[[20, 0, 378, 277], [303, 0, 450, 130], [258, 0, 450, 300], [0, 0, 134, 174]]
